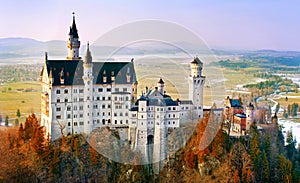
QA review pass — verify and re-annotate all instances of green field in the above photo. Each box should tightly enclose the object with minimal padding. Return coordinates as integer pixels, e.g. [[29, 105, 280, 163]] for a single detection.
[[221, 68, 259, 89], [0, 81, 41, 123]]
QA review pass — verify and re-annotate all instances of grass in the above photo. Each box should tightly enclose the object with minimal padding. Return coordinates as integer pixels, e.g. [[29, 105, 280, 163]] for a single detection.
[[0, 81, 41, 122], [221, 68, 258, 89]]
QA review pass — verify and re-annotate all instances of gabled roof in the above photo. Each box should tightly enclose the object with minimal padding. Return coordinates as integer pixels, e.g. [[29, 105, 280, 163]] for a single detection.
[[44, 60, 137, 86]]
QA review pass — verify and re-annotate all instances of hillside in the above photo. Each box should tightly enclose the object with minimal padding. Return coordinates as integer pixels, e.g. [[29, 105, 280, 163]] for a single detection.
[[1, 113, 299, 182]]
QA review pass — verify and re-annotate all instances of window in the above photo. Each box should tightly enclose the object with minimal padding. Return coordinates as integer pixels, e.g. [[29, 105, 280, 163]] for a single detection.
[[120, 120, 123, 124], [102, 97, 105, 100], [67, 106, 71, 111], [56, 115, 61, 119], [56, 107, 61, 112], [74, 114, 77, 118], [123, 88, 127, 92], [168, 107, 171, 110], [80, 122, 84, 125], [56, 90, 60, 94], [115, 120, 117, 124], [74, 122, 78, 126], [108, 97, 111, 100], [102, 104, 105, 109], [79, 98, 84, 102], [73, 89, 77, 93], [79, 114, 83, 118], [68, 122, 71, 126], [103, 112, 105, 116], [57, 98, 60, 103], [65, 98, 68, 102], [67, 114, 71, 119], [96, 97, 100, 101], [120, 113, 123, 116], [114, 113, 117, 117], [173, 107, 176, 110], [108, 112, 111, 116], [114, 97, 117, 101], [125, 113, 128, 116], [73, 98, 77, 102], [107, 88, 111, 92], [64, 89, 68, 94], [98, 88, 103, 92], [115, 88, 119, 92], [108, 104, 111, 108], [79, 89, 84, 93], [102, 119, 105, 125], [79, 106, 83, 110], [74, 105, 77, 111]]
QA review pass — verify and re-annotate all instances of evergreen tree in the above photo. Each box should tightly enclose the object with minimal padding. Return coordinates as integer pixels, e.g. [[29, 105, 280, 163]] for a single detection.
[[286, 130, 296, 161], [5, 115, 9, 126], [16, 109, 21, 118], [261, 151, 270, 183]]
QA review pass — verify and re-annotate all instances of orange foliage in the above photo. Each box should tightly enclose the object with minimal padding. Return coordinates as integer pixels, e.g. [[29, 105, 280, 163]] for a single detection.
[[184, 112, 225, 168]]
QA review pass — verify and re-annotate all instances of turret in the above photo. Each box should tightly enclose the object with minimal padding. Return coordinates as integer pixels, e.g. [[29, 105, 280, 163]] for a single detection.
[[190, 57, 203, 77], [67, 12, 81, 60], [82, 43, 94, 134], [157, 78, 165, 94]]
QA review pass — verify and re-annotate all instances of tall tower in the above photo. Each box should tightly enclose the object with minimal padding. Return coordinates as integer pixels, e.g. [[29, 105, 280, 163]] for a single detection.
[[67, 13, 81, 60], [82, 43, 94, 134], [188, 57, 205, 118]]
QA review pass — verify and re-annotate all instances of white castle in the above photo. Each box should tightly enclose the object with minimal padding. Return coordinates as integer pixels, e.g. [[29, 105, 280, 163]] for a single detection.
[[40, 14, 205, 170]]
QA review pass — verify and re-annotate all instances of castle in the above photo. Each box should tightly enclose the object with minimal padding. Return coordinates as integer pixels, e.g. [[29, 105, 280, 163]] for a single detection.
[[40, 14, 205, 170]]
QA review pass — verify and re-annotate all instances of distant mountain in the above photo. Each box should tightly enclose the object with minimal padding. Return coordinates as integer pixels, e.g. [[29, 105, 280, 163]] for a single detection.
[[1, 37, 300, 67], [0, 38, 67, 58]]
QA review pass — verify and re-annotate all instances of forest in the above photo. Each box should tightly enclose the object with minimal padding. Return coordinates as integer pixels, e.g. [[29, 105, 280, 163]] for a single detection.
[[0, 112, 299, 182]]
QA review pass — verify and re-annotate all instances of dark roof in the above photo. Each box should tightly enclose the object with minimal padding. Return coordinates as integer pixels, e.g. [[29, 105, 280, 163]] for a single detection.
[[158, 78, 164, 84], [69, 15, 79, 38], [229, 99, 242, 107], [44, 60, 137, 86], [191, 57, 203, 65], [135, 97, 178, 107], [130, 106, 138, 111], [179, 100, 193, 105]]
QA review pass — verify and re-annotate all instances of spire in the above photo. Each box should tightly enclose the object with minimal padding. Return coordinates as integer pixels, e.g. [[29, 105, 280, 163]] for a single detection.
[[84, 42, 92, 64], [158, 78, 164, 84], [71, 12, 79, 38]]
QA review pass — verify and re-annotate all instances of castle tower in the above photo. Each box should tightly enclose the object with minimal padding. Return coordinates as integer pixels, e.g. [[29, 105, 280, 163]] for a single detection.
[[245, 103, 254, 131], [157, 78, 165, 94], [135, 96, 149, 163], [153, 106, 167, 175], [188, 57, 205, 118], [82, 43, 94, 134], [67, 13, 81, 60]]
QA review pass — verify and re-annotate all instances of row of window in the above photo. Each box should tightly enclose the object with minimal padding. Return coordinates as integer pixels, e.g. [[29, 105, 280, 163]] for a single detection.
[[56, 87, 129, 95]]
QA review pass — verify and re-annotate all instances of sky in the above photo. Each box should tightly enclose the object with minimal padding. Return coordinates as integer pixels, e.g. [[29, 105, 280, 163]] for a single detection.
[[0, 0, 300, 51]]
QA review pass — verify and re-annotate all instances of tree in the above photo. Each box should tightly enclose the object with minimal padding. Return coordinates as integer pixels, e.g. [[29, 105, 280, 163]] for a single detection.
[[261, 151, 270, 183], [275, 103, 280, 113], [233, 169, 240, 183], [5, 116, 9, 126], [15, 118, 19, 126], [286, 130, 296, 161], [16, 109, 21, 118]]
